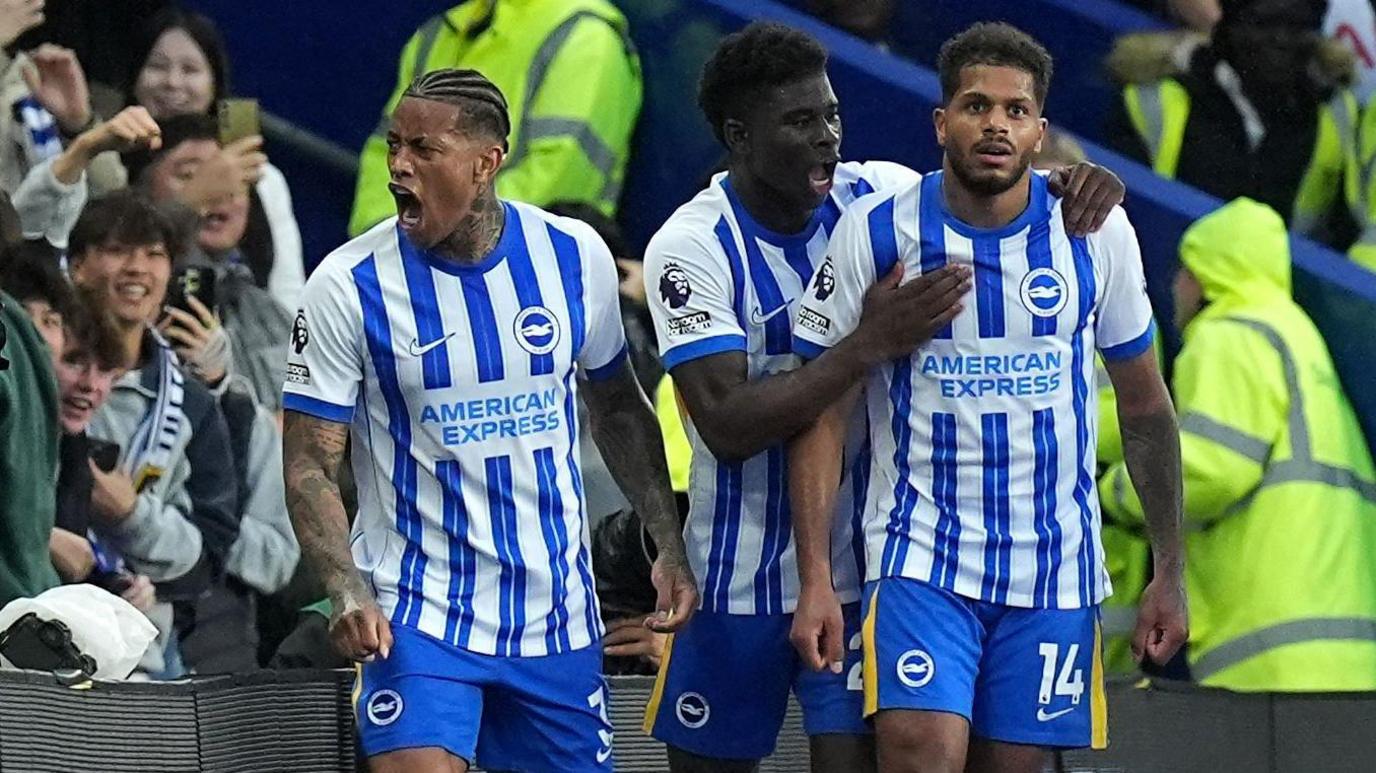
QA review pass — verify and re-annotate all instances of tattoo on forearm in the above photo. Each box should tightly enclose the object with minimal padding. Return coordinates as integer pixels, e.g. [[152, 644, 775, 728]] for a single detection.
[[585, 373, 687, 567], [283, 413, 369, 603], [1121, 409, 1184, 568]]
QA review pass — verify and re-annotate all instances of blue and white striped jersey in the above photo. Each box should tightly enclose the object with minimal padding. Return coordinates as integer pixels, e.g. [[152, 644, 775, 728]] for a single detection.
[[644, 161, 921, 615], [282, 202, 628, 656], [794, 172, 1155, 609]]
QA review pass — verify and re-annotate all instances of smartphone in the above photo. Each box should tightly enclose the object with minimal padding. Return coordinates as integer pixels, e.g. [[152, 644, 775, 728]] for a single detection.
[[217, 98, 260, 146], [166, 266, 218, 316], [88, 438, 120, 473]]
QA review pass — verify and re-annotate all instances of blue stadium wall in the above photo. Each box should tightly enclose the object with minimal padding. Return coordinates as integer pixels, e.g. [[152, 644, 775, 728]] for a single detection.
[[186, 0, 1376, 445]]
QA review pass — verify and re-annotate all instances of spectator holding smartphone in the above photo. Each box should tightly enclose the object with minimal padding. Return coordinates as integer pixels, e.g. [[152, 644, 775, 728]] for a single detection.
[[66, 189, 240, 677], [123, 8, 303, 309], [46, 283, 158, 614], [125, 113, 289, 412]]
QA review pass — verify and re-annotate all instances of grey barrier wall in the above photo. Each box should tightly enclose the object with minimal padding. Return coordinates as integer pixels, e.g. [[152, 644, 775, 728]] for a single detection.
[[1, 671, 1373, 772], [0, 670, 357, 772]]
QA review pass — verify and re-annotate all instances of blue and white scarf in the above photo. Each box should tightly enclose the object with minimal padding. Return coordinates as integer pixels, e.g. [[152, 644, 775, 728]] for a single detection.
[[124, 333, 186, 493]]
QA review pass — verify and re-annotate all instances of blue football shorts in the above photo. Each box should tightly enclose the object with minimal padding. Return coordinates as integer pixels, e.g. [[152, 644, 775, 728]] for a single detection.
[[354, 625, 615, 772], [644, 602, 869, 760], [861, 577, 1108, 749]]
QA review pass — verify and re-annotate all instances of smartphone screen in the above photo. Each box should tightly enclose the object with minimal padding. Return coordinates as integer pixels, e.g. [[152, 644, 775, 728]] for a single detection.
[[167, 266, 218, 316], [217, 98, 260, 146]]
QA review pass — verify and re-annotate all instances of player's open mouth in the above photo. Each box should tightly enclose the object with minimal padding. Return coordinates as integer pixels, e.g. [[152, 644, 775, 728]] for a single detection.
[[808, 162, 837, 197], [390, 183, 423, 230], [973, 141, 1013, 166]]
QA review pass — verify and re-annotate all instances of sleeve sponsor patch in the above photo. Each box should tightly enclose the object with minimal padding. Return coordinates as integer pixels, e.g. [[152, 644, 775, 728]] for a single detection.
[[666, 311, 712, 337], [798, 307, 831, 335]]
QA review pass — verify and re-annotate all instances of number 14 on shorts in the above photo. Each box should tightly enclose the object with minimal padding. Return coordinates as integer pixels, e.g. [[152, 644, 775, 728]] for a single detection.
[[1037, 642, 1084, 707]]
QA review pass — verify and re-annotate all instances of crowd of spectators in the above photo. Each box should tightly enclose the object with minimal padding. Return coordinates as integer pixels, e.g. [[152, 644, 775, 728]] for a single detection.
[[0, 0, 1373, 700], [0, 1, 302, 678]]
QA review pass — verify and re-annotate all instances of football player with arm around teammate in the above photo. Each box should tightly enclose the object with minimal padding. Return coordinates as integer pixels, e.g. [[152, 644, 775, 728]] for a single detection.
[[641, 22, 1130, 773]]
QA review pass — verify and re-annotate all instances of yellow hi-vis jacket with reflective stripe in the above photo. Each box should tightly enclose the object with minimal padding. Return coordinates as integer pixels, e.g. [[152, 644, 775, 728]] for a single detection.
[[1100, 198, 1376, 692], [1344, 101, 1376, 271], [1122, 80, 1361, 246], [348, 0, 642, 236]]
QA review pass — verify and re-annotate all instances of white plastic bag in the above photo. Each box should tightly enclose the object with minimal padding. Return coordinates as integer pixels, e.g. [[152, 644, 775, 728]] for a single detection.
[[0, 584, 158, 679]]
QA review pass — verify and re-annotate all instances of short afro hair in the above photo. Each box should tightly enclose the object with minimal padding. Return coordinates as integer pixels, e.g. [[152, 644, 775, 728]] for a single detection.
[[937, 22, 1053, 107], [698, 22, 829, 146]]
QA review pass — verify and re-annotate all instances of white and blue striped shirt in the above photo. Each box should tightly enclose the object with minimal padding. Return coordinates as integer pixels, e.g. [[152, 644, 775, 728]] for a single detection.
[[283, 202, 628, 656], [644, 161, 920, 615], [794, 173, 1155, 609]]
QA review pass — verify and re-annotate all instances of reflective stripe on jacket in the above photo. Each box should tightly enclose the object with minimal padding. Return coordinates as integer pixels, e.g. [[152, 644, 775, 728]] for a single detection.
[[1100, 199, 1376, 691], [1123, 80, 1361, 242], [348, 0, 642, 235]]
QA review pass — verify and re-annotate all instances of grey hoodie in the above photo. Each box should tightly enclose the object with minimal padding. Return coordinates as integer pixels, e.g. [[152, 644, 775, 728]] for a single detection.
[[87, 338, 239, 581]]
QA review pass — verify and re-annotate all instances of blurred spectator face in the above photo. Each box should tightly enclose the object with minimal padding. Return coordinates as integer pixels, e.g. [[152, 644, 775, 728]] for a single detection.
[[145, 137, 250, 254], [807, 0, 894, 43], [53, 343, 121, 435], [198, 191, 250, 254], [737, 72, 842, 214], [1173, 266, 1206, 332], [618, 259, 646, 306], [19, 299, 64, 356], [135, 27, 216, 119], [1224, 24, 1321, 94], [937, 64, 1046, 196], [1030, 126, 1087, 172], [387, 96, 503, 250], [69, 241, 172, 328]]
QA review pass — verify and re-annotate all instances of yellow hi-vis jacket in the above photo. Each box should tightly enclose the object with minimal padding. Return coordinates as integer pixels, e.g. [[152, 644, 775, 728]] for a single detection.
[[348, 0, 642, 236], [1344, 101, 1376, 271], [654, 375, 691, 495], [1122, 80, 1361, 247], [1100, 198, 1376, 691]]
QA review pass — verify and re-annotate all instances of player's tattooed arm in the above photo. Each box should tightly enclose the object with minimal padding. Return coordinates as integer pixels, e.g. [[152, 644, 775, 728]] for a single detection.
[[1104, 349, 1189, 665], [674, 264, 971, 462], [283, 411, 393, 660], [581, 359, 699, 633]]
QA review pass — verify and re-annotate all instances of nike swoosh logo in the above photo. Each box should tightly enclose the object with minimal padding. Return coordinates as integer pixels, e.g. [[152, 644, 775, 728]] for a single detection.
[[750, 303, 791, 325], [1036, 707, 1075, 722], [408, 332, 456, 357], [597, 748, 612, 763]]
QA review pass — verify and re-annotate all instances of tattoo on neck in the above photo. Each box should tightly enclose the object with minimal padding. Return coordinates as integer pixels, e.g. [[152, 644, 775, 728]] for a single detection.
[[438, 186, 505, 265]]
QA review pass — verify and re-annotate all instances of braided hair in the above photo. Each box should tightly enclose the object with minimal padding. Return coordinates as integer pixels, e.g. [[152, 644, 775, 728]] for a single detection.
[[403, 69, 511, 149]]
